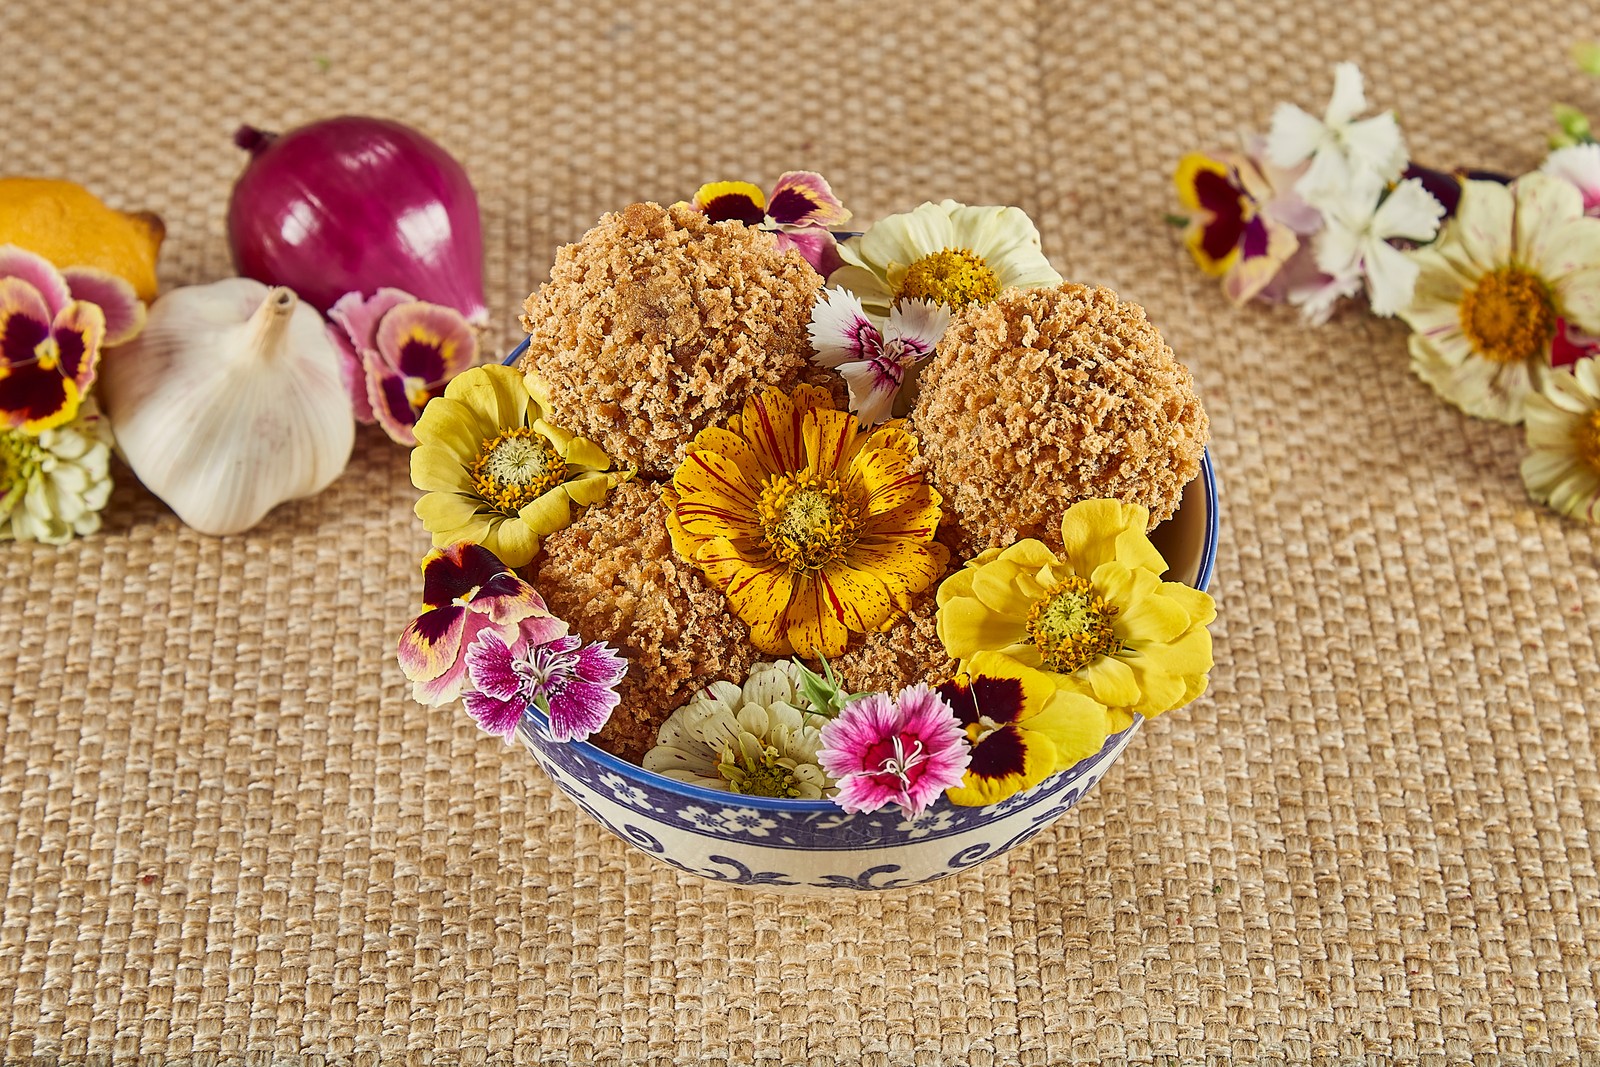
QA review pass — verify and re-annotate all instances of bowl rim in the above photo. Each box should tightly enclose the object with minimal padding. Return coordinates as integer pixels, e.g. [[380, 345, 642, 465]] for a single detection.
[[502, 338, 1218, 813]]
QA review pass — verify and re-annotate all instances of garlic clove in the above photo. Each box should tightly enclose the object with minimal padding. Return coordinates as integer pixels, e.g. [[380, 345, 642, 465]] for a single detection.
[[98, 278, 355, 535]]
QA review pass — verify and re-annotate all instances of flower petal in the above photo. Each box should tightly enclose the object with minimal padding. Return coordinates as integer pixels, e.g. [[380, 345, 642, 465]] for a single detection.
[[808, 287, 883, 369], [547, 678, 622, 743], [462, 688, 527, 739], [1058, 499, 1164, 576], [61, 267, 145, 346], [0, 246, 72, 317], [692, 181, 766, 225], [377, 299, 479, 385], [463, 628, 526, 700], [329, 287, 414, 349], [766, 171, 851, 228]]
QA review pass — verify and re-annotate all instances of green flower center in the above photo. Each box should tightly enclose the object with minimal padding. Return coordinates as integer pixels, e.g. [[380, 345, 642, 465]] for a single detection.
[[471, 428, 564, 514], [757, 473, 860, 571], [1027, 575, 1121, 674], [1576, 410, 1600, 474], [718, 742, 806, 798], [1458, 267, 1557, 365], [897, 247, 1002, 309], [0, 430, 42, 494]]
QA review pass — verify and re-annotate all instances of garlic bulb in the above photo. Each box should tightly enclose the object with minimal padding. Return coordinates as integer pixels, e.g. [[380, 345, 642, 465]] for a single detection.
[[98, 279, 354, 535]]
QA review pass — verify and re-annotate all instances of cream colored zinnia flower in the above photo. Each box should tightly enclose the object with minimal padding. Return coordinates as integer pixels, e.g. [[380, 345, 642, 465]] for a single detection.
[[829, 199, 1062, 316], [1399, 172, 1600, 424], [642, 661, 835, 799], [0, 400, 113, 545], [1522, 357, 1600, 524]]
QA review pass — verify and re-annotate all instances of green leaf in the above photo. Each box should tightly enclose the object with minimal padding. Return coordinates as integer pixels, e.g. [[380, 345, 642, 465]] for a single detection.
[[1574, 41, 1600, 78], [1163, 213, 1190, 229]]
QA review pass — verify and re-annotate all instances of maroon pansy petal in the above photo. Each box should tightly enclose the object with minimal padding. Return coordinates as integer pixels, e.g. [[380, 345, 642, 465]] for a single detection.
[[52, 300, 105, 393], [967, 723, 1030, 781], [364, 351, 423, 446], [702, 194, 766, 226], [935, 674, 1027, 727], [396, 602, 467, 682], [420, 542, 514, 607], [378, 300, 478, 384], [0, 361, 75, 433], [1192, 170, 1247, 262], [766, 172, 851, 228]]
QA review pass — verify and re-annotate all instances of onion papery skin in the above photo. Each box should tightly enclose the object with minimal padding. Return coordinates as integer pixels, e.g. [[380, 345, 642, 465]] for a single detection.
[[227, 116, 488, 327]]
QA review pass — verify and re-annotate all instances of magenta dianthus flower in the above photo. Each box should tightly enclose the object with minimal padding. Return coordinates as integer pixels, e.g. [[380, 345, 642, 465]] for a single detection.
[[816, 684, 970, 817]]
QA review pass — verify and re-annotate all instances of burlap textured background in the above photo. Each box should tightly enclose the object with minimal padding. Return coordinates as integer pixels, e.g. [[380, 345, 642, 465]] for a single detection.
[[3, 1, 1599, 1063]]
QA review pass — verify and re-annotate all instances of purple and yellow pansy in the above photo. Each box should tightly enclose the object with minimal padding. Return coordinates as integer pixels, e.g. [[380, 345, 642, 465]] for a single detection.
[[1173, 152, 1301, 305], [0, 245, 144, 435], [935, 652, 1113, 807], [329, 287, 479, 446], [397, 541, 568, 707], [690, 172, 852, 276]]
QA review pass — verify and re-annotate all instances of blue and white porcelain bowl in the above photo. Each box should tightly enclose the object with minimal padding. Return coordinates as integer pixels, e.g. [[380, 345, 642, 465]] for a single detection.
[[504, 341, 1217, 892]]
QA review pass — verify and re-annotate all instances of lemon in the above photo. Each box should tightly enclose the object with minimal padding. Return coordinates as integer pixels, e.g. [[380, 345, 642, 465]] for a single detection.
[[0, 178, 165, 302]]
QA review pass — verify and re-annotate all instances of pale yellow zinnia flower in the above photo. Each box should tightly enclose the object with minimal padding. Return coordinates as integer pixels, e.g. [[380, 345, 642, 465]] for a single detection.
[[410, 364, 628, 567], [829, 199, 1062, 316], [1522, 357, 1600, 524], [1399, 172, 1600, 424]]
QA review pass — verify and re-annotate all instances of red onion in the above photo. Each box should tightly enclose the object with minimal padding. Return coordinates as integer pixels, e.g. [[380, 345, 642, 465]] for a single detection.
[[227, 116, 488, 327]]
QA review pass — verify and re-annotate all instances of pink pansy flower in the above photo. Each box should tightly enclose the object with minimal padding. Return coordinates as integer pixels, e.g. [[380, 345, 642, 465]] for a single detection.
[[328, 288, 478, 445], [1544, 144, 1600, 218], [808, 287, 951, 425], [817, 684, 971, 818], [463, 629, 627, 743], [397, 542, 568, 707], [690, 172, 852, 276], [1, 245, 145, 434]]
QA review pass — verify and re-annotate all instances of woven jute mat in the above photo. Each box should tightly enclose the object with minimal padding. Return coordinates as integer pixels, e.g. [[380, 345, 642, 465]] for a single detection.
[[5, 0, 1600, 1063]]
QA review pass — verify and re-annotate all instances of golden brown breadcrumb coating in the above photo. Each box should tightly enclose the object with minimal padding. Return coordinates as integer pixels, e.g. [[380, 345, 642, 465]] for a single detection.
[[519, 201, 824, 477], [832, 595, 956, 697], [911, 283, 1208, 559], [529, 482, 759, 761]]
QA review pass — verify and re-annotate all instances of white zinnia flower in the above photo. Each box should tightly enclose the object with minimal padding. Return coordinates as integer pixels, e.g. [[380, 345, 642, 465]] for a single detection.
[[1267, 62, 1407, 201], [829, 199, 1062, 317], [1398, 172, 1600, 424], [0, 400, 114, 545], [1311, 177, 1445, 316], [1542, 143, 1600, 217], [643, 661, 835, 799], [1521, 357, 1600, 524]]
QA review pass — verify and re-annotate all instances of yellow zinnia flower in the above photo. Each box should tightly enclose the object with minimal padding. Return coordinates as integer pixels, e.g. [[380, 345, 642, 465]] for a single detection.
[[410, 364, 628, 568], [663, 384, 948, 658], [936, 499, 1215, 716]]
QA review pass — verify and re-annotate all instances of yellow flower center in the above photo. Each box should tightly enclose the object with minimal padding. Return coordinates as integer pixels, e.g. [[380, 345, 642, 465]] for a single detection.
[[34, 336, 60, 372], [1458, 267, 1557, 365], [897, 247, 1002, 309], [718, 742, 805, 798], [757, 472, 861, 570], [404, 375, 431, 410], [1576, 410, 1600, 474], [1027, 575, 1121, 674], [471, 428, 564, 514], [0, 430, 40, 492]]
